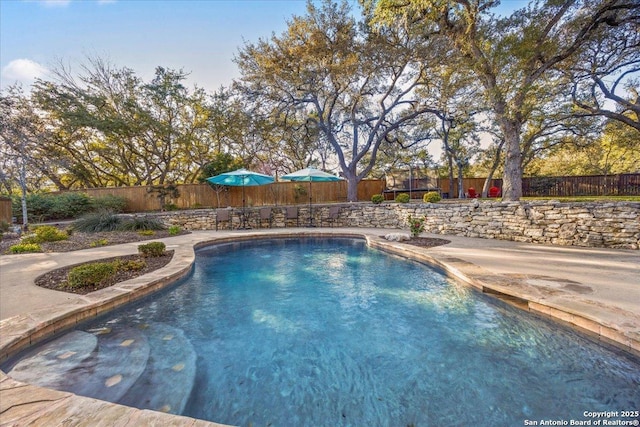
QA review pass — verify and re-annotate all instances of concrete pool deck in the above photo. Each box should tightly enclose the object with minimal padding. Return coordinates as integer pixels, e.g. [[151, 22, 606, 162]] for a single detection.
[[1, 228, 639, 426]]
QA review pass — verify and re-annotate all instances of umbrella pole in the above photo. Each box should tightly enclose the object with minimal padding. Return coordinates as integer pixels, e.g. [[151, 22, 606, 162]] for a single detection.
[[241, 184, 247, 229], [308, 181, 313, 227]]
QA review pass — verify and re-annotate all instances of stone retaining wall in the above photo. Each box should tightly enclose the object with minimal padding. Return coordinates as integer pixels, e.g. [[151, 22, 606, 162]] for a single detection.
[[152, 201, 639, 249]]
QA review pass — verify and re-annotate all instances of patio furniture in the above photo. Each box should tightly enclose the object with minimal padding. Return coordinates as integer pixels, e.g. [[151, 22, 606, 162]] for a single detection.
[[215, 209, 231, 230], [323, 205, 340, 227], [257, 207, 272, 228], [286, 206, 299, 227]]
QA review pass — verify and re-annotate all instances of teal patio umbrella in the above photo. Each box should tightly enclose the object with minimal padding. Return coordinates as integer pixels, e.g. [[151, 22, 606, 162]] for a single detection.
[[281, 167, 342, 227], [206, 168, 274, 229]]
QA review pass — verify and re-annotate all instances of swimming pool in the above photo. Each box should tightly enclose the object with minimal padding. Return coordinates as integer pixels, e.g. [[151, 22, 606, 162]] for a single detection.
[[4, 238, 639, 426]]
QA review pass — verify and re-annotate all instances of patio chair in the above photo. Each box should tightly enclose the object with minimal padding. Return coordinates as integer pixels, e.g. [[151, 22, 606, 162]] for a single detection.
[[257, 207, 272, 228], [323, 205, 340, 227], [215, 209, 231, 231], [286, 206, 299, 227]]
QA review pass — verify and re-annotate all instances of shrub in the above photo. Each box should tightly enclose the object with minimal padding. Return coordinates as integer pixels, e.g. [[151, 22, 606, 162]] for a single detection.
[[67, 262, 116, 288], [407, 215, 427, 238], [0, 221, 10, 233], [138, 241, 166, 257], [137, 230, 156, 236], [31, 225, 69, 242], [117, 259, 147, 271], [73, 210, 122, 232], [49, 192, 92, 219], [13, 193, 53, 222], [168, 225, 181, 235], [371, 194, 384, 204], [117, 216, 166, 231], [90, 238, 109, 247], [423, 191, 442, 203], [9, 243, 42, 253], [91, 195, 128, 213], [395, 193, 410, 203]]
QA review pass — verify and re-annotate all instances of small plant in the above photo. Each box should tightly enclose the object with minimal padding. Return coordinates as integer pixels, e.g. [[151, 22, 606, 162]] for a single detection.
[[114, 259, 147, 271], [137, 229, 156, 236], [138, 241, 166, 257], [67, 262, 116, 288], [164, 203, 179, 211], [407, 215, 427, 238], [32, 225, 69, 242], [168, 225, 181, 236], [73, 210, 122, 232], [395, 193, 410, 203], [371, 194, 384, 204], [117, 216, 166, 231], [423, 191, 442, 203], [89, 238, 109, 247], [9, 243, 42, 253]]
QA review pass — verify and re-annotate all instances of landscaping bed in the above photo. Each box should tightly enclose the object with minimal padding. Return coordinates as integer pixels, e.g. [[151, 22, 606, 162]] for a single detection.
[[401, 237, 450, 248], [0, 229, 188, 254], [35, 251, 174, 294]]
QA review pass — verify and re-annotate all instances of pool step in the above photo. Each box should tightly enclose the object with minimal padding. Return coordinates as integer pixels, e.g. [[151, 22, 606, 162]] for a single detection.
[[7, 322, 197, 416], [118, 322, 197, 415], [7, 330, 98, 389]]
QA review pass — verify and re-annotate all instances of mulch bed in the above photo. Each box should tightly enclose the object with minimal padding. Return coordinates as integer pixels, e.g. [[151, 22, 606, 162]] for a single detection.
[[35, 252, 174, 295]]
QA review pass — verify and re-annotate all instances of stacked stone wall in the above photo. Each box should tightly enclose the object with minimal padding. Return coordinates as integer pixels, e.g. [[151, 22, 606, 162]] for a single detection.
[[151, 201, 639, 249]]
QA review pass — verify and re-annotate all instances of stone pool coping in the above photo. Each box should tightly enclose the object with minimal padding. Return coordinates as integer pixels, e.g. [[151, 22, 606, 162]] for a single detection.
[[1, 229, 639, 425]]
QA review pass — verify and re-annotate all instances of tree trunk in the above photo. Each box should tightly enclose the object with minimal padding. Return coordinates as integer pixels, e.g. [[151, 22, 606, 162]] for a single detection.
[[501, 121, 524, 201], [344, 169, 358, 202], [457, 161, 465, 199], [481, 140, 504, 197]]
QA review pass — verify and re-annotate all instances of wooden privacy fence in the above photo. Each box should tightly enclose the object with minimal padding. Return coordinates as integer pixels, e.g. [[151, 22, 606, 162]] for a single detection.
[[0, 197, 12, 224], [72, 180, 385, 212], [389, 174, 640, 199]]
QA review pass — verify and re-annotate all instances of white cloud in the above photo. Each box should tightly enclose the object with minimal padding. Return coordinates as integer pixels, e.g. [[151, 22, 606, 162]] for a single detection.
[[35, 0, 72, 7], [1, 59, 50, 87]]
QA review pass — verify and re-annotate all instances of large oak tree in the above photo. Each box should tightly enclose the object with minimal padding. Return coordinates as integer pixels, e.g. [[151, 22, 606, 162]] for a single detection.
[[235, 0, 444, 201]]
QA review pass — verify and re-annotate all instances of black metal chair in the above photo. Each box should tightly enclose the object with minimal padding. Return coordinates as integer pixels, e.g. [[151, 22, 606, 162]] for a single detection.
[[324, 205, 340, 227], [215, 209, 231, 230], [257, 207, 272, 228], [286, 206, 299, 227]]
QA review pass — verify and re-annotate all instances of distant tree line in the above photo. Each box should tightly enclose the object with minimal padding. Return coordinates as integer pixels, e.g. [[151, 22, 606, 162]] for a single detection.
[[1, 0, 638, 204]]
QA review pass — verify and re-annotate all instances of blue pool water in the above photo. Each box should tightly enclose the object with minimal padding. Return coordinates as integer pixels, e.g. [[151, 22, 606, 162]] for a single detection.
[[4, 238, 639, 426]]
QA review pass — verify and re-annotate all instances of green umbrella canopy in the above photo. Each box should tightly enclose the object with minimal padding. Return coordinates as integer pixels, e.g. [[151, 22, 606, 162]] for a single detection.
[[281, 167, 341, 182], [206, 168, 274, 186]]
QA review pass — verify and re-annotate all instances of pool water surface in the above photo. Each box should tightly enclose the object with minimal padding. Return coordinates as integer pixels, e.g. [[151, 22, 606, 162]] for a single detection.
[[4, 238, 639, 426]]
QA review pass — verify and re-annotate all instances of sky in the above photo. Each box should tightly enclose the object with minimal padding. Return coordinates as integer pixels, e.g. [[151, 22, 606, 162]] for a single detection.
[[0, 0, 530, 93]]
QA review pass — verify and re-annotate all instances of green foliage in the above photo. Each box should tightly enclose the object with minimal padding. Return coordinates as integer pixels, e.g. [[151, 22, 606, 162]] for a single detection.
[[12, 192, 124, 222], [67, 262, 117, 288], [31, 225, 69, 242], [9, 243, 42, 253], [407, 215, 427, 238], [89, 238, 109, 247], [395, 193, 410, 203], [423, 192, 441, 203], [49, 193, 93, 219], [199, 152, 245, 183], [137, 230, 156, 236], [168, 225, 181, 235], [114, 259, 147, 271], [73, 210, 122, 232], [138, 241, 166, 257], [91, 195, 128, 213], [117, 216, 166, 231], [0, 221, 10, 233], [293, 184, 308, 202], [371, 194, 384, 204]]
